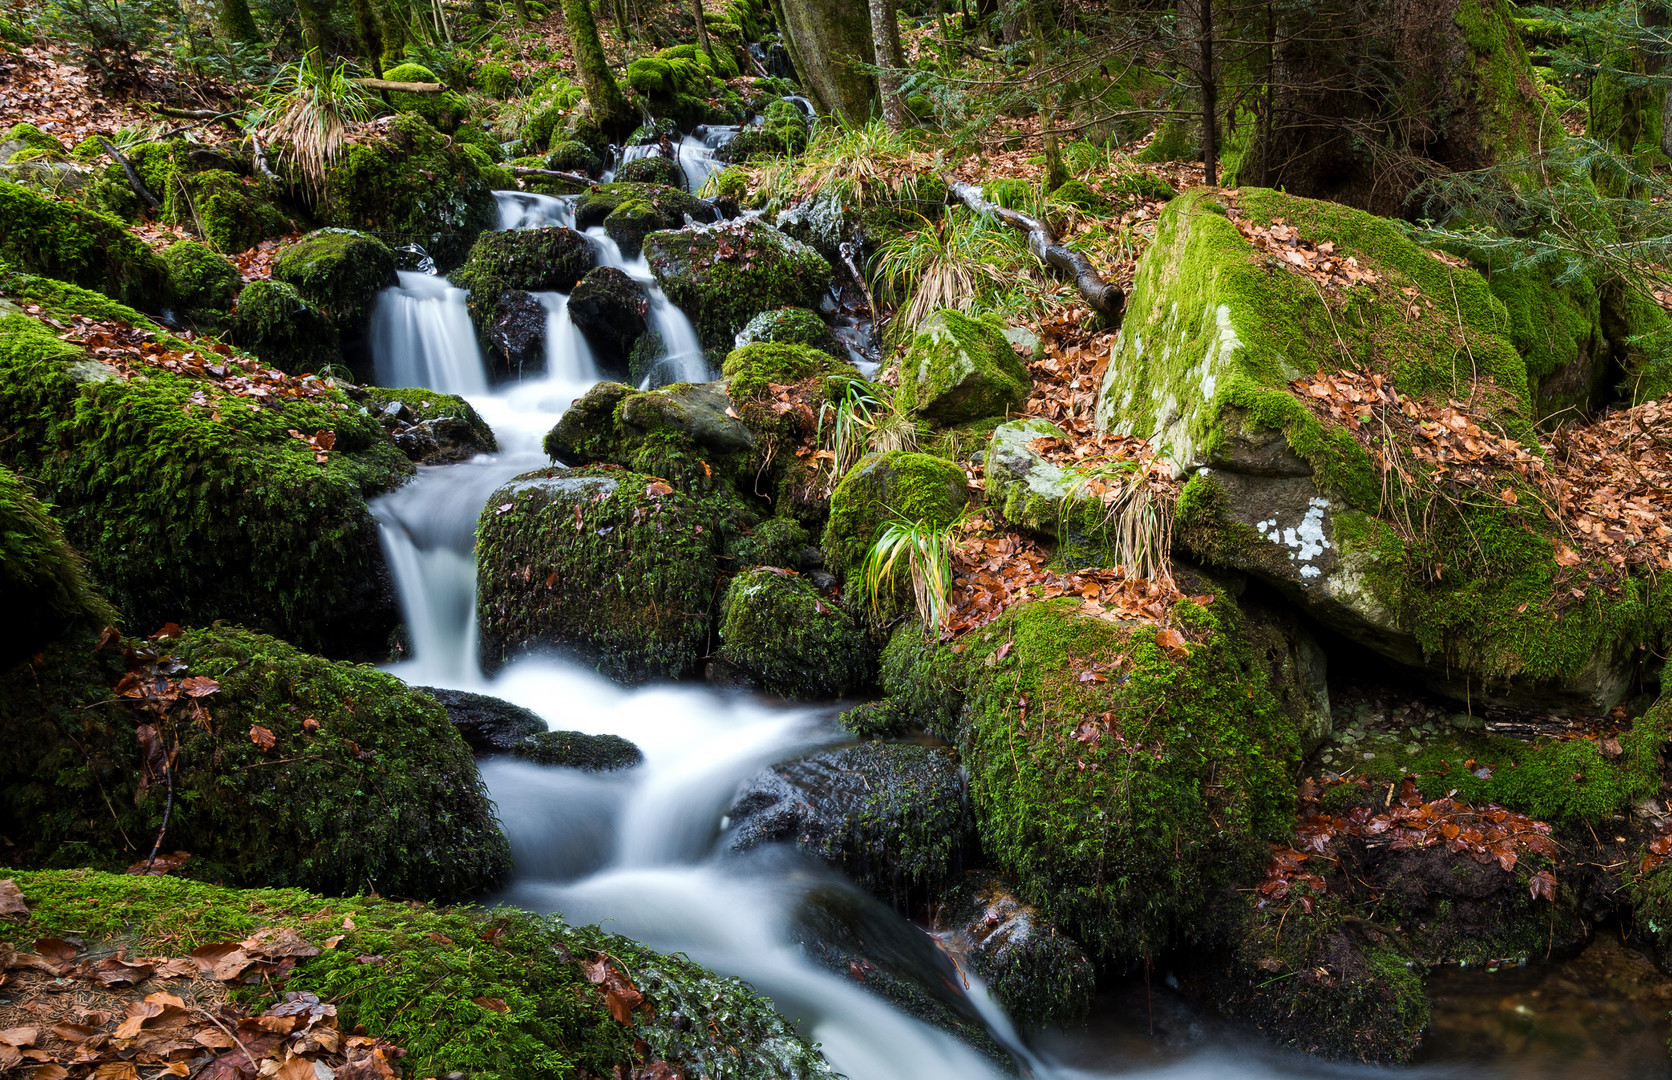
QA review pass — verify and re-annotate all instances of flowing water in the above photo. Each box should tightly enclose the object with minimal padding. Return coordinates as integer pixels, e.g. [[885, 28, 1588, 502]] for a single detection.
[[362, 198, 1672, 1080]]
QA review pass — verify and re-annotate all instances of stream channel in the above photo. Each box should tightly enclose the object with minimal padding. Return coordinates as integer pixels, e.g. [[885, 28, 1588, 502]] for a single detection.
[[364, 192, 1672, 1080]]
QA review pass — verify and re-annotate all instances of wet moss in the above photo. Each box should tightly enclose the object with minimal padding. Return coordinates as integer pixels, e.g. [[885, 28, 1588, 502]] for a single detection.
[[895, 309, 1029, 425], [717, 567, 872, 698], [0, 464, 117, 663], [512, 729, 644, 770], [730, 517, 810, 568], [0, 870, 837, 1080], [229, 279, 343, 375], [160, 240, 242, 318], [0, 625, 509, 898], [0, 310, 407, 654], [381, 63, 469, 134], [0, 180, 169, 309], [820, 451, 970, 584], [360, 384, 496, 451], [734, 307, 837, 352], [454, 225, 593, 338], [722, 341, 846, 398], [615, 154, 684, 187], [643, 219, 832, 349], [272, 229, 398, 334]]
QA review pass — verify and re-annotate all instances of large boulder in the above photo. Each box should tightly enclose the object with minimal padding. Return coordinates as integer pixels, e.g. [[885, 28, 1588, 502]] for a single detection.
[[0, 464, 116, 665], [324, 113, 497, 271], [725, 742, 976, 909], [568, 265, 649, 371], [1101, 188, 1659, 713], [0, 626, 510, 899], [644, 219, 834, 348], [0, 302, 410, 657], [272, 229, 399, 340], [721, 341, 849, 398], [544, 380, 757, 490], [228, 279, 342, 375], [575, 182, 710, 259], [380, 62, 469, 133], [716, 567, 872, 698], [483, 287, 548, 377], [894, 309, 1030, 425], [454, 226, 593, 373], [476, 466, 721, 682], [161, 239, 243, 325], [0, 180, 170, 310], [878, 593, 1301, 962]]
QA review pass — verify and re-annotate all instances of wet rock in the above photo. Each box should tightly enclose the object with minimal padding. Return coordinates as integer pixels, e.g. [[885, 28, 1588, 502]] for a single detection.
[[733, 306, 841, 355], [544, 381, 754, 485], [272, 228, 398, 340], [568, 266, 649, 372], [936, 871, 1095, 1030], [418, 685, 545, 753], [895, 309, 1029, 425], [229, 279, 341, 375], [512, 729, 644, 770], [575, 182, 710, 259], [486, 288, 548, 379], [644, 218, 833, 348], [725, 741, 976, 910], [615, 152, 685, 188], [455, 226, 592, 364], [715, 567, 873, 698], [362, 386, 497, 465], [821, 451, 970, 586], [1240, 594, 1332, 755]]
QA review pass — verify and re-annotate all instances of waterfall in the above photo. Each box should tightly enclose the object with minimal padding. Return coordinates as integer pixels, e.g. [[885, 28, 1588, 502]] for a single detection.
[[534, 291, 600, 386], [367, 271, 488, 394], [494, 190, 577, 230], [583, 226, 708, 385]]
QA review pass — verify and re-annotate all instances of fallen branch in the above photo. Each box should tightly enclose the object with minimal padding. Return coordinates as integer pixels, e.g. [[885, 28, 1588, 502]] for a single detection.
[[352, 78, 446, 92], [946, 178, 1125, 322], [247, 129, 280, 183], [149, 104, 227, 120], [508, 164, 597, 186], [98, 135, 162, 212]]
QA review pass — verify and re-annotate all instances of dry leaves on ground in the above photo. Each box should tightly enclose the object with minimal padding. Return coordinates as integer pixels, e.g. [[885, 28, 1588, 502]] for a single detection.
[[1229, 212, 1382, 290]]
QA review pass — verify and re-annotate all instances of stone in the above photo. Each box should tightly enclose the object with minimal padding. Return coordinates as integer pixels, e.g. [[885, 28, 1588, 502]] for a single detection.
[[568, 265, 649, 372], [644, 218, 833, 348], [715, 567, 872, 698], [936, 871, 1096, 1030], [512, 729, 644, 770], [895, 309, 1030, 425], [418, 685, 546, 753]]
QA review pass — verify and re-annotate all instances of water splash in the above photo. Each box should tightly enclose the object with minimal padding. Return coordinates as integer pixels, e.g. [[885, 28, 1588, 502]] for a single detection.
[[494, 190, 577, 230]]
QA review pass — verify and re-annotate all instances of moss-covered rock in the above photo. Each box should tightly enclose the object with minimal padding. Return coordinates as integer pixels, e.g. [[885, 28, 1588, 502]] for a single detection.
[[1047, 178, 1109, 212], [984, 417, 1151, 565], [360, 384, 497, 462], [170, 168, 291, 253], [895, 309, 1029, 425], [568, 265, 649, 371], [324, 113, 497, 272], [0, 870, 839, 1080], [734, 306, 839, 353], [615, 152, 685, 187], [1105, 188, 1665, 713], [229, 279, 343, 375], [160, 239, 242, 320], [512, 729, 645, 770], [454, 225, 593, 344], [821, 451, 970, 584], [880, 593, 1300, 960], [0, 309, 408, 656], [0, 181, 169, 309], [575, 182, 710, 259], [417, 685, 545, 753], [476, 466, 721, 682], [726, 742, 975, 909], [544, 138, 604, 176], [716, 567, 871, 697], [645, 219, 833, 348], [1, 122, 67, 159], [731, 516, 811, 568], [0, 465, 117, 664], [722, 341, 848, 398], [272, 228, 399, 337], [380, 62, 470, 134], [937, 871, 1096, 1030], [0, 625, 508, 898], [475, 59, 516, 97]]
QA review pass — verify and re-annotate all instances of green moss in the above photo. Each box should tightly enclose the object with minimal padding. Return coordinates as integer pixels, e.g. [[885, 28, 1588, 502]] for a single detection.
[[0, 625, 508, 897], [0, 465, 117, 662], [895, 309, 1029, 425], [454, 225, 593, 338], [722, 341, 846, 398], [615, 154, 684, 188], [361, 384, 496, 450], [643, 219, 833, 348], [1047, 178, 1108, 211], [734, 306, 836, 351], [709, 165, 749, 201], [882, 595, 1299, 959], [545, 139, 603, 175], [731, 516, 810, 567], [0, 268, 162, 328], [821, 451, 970, 583], [476, 59, 516, 97], [717, 568, 871, 697], [0, 310, 409, 653], [160, 240, 242, 316], [0, 870, 836, 1080], [3, 123, 66, 157], [512, 729, 644, 769], [173, 169, 291, 253], [324, 113, 497, 272], [476, 466, 722, 682], [229, 279, 342, 374], [0, 181, 169, 309], [273, 229, 398, 332], [381, 63, 469, 133]]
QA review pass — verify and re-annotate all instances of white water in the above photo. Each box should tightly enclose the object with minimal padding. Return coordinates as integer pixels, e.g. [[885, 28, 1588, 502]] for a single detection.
[[613, 132, 731, 193], [368, 271, 488, 395]]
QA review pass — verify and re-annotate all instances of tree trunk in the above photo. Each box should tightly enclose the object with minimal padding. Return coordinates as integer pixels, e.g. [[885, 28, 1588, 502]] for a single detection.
[[511, 0, 530, 20], [296, 0, 331, 59], [612, 0, 631, 39], [1196, 0, 1218, 186], [349, 0, 384, 73], [869, 0, 908, 129], [1030, 2, 1065, 191], [375, 0, 406, 69], [779, 0, 876, 123], [216, 0, 262, 44], [693, 0, 714, 59], [560, 0, 633, 133]]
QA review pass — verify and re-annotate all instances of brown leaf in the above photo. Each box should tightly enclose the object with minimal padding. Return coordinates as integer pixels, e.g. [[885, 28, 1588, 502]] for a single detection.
[[1529, 869, 1557, 902], [0, 880, 26, 918], [248, 726, 276, 752], [0, 1028, 37, 1047], [93, 1063, 139, 1080], [93, 955, 155, 987], [180, 676, 220, 697], [33, 1065, 69, 1080], [473, 997, 509, 1014], [189, 943, 254, 981]]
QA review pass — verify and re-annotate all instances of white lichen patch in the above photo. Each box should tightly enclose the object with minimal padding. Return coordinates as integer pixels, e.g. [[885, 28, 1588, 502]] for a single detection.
[[1254, 497, 1333, 578]]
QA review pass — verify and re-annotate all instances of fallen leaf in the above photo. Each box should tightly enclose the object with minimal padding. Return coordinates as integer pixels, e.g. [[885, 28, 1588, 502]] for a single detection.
[[473, 997, 509, 1014], [0, 880, 26, 917], [249, 725, 276, 752], [0, 1028, 37, 1047]]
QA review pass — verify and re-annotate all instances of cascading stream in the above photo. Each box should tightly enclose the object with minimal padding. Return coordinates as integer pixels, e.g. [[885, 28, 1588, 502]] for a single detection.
[[367, 271, 488, 395]]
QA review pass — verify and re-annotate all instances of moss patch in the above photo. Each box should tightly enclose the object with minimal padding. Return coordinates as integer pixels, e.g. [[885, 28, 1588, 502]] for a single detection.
[[716, 568, 872, 698], [820, 451, 970, 584], [0, 181, 169, 309], [272, 229, 398, 334], [0, 465, 117, 663]]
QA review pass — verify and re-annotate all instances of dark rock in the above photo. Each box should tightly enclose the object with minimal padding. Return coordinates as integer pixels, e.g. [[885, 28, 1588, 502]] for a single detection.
[[615, 152, 686, 188], [935, 871, 1096, 1030], [486, 288, 548, 379], [724, 741, 975, 910], [512, 729, 644, 770], [418, 685, 545, 753], [569, 266, 649, 373]]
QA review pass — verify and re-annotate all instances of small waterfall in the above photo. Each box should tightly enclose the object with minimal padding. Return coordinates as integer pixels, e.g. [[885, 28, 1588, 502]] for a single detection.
[[495, 190, 577, 230], [678, 132, 728, 192], [583, 226, 708, 385], [368, 272, 488, 394], [534, 291, 601, 386]]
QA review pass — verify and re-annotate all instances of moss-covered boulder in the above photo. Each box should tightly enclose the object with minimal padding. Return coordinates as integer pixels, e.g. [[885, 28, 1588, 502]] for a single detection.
[[544, 381, 755, 481], [0, 181, 169, 309], [160, 239, 242, 322], [936, 871, 1096, 1030], [614, 152, 685, 188], [0, 465, 116, 664], [324, 113, 497, 271], [361, 384, 497, 463], [380, 62, 470, 133], [895, 309, 1029, 424], [725, 742, 975, 909], [544, 138, 603, 176], [716, 567, 871, 697], [513, 729, 644, 770], [228, 279, 342, 375], [879, 593, 1300, 960], [1, 122, 66, 160], [734, 306, 839, 353], [575, 182, 710, 260], [568, 265, 649, 371], [272, 228, 399, 337], [1104, 188, 1662, 713], [821, 451, 970, 583], [476, 466, 722, 682], [454, 225, 593, 349], [90, 141, 293, 253], [645, 219, 833, 348], [0, 625, 509, 898], [1, 870, 839, 1080], [0, 307, 408, 656], [721, 341, 849, 398]]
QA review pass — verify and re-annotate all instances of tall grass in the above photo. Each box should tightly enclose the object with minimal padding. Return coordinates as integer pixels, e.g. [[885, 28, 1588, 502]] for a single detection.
[[1065, 462, 1175, 587], [250, 51, 375, 195], [868, 207, 1040, 332], [861, 516, 962, 635], [752, 115, 940, 210]]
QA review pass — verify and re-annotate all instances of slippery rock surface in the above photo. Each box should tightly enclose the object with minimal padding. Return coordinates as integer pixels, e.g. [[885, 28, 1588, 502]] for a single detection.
[[568, 265, 649, 371], [895, 309, 1030, 424], [417, 685, 545, 753], [936, 871, 1096, 1030], [724, 741, 976, 910], [485, 288, 548, 378]]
